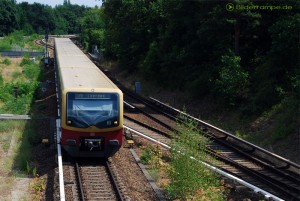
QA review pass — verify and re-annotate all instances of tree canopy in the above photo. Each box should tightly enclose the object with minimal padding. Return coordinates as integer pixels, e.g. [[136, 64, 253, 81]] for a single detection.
[[101, 0, 299, 113], [1, 0, 298, 116]]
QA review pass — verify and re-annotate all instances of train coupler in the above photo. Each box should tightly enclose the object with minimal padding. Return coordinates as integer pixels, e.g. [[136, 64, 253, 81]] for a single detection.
[[83, 139, 102, 151]]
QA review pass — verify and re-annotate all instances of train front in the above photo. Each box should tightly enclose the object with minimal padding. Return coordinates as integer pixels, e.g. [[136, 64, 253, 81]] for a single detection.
[[60, 89, 123, 158]]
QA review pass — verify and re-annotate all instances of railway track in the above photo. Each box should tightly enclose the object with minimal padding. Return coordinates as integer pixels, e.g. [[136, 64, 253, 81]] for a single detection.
[[120, 87, 300, 201], [73, 160, 126, 201], [124, 115, 171, 145], [63, 159, 129, 201], [34, 39, 54, 50], [124, 92, 177, 131]]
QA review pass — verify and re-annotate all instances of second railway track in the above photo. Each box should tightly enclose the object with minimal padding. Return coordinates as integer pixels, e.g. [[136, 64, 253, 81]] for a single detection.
[[120, 86, 300, 200]]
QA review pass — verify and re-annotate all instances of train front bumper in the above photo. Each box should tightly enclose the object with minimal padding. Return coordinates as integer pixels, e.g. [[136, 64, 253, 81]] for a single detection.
[[63, 139, 121, 158]]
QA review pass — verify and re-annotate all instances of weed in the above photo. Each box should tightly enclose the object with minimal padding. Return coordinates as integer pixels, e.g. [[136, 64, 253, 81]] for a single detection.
[[26, 161, 31, 175], [2, 138, 11, 152], [32, 164, 38, 177], [0, 39, 11, 51], [20, 57, 32, 67], [0, 74, 3, 86], [12, 71, 22, 79], [166, 114, 225, 200], [148, 169, 160, 182], [26, 161, 38, 177], [0, 77, 39, 114], [30, 177, 45, 201], [3, 57, 11, 66], [24, 63, 41, 80], [0, 120, 25, 133]]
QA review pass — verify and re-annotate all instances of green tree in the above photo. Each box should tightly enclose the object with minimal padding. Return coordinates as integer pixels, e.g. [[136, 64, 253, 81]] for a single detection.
[[213, 50, 249, 105], [104, 0, 158, 71], [80, 7, 105, 51], [226, 0, 261, 55], [56, 4, 88, 34], [252, 12, 300, 111], [0, 0, 18, 36]]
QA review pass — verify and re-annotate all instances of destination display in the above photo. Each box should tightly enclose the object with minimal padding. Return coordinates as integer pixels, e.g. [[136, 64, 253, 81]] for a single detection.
[[74, 93, 113, 99]]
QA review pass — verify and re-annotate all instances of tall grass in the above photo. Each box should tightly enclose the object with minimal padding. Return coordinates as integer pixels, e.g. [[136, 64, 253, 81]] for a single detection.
[[0, 31, 42, 51], [0, 39, 11, 51], [2, 57, 11, 65], [166, 115, 225, 200], [0, 120, 27, 174], [138, 115, 226, 200], [0, 56, 40, 114]]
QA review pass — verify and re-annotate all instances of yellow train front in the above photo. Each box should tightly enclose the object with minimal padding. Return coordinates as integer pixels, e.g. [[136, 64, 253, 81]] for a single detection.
[[55, 38, 123, 158]]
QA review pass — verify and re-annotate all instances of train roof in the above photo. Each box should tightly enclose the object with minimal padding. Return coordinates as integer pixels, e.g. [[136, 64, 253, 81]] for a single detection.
[[55, 38, 120, 91]]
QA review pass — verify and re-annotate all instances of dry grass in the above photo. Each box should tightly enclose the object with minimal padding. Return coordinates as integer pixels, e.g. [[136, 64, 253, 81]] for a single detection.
[[0, 176, 15, 199], [1, 58, 24, 83], [0, 120, 28, 199]]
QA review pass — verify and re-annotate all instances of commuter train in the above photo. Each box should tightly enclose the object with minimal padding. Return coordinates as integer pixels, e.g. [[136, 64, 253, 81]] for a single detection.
[[54, 38, 123, 157]]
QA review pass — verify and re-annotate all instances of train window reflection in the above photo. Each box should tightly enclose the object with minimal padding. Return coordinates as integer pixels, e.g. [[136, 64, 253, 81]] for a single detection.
[[66, 92, 119, 128]]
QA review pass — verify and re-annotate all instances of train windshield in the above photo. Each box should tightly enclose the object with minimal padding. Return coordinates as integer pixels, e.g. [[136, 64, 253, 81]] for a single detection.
[[66, 92, 119, 128]]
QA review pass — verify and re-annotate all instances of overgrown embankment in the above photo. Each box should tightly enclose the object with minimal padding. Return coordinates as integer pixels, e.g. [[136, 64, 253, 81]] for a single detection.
[[0, 33, 49, 200], [140, 116, 226, 200]]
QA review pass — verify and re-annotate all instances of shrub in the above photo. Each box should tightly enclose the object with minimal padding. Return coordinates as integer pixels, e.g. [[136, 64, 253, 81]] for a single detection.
[[12, 71, 21, 79], [166, 115, 225, 200], [0, 39, 11, 51], [24, 64, 41, 80], [0, 74, 3, 86], [140, 145, 164, 169], [2, 57, 11, 66], [0, 81, 39, 114], [20, 56, 32, 67], [3, 94, 32, 114]]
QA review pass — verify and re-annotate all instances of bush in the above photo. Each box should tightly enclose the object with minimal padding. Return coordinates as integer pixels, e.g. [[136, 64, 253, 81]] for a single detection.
[[0, 81, 39, 114], [166, 115, 225, 200], [2, 57, 11, 65], [20, 56, 32, 67], [0, 39, 11, 51], [6, 30, 25, 48], [140, 145, 164, 169], [0, 74, 3, 86], [24, 63, 41, 80], [4, 94, 32, 114]]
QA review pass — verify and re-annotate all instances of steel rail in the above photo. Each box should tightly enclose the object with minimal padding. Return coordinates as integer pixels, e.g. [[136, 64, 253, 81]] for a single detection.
[[124, 96, 175, 132], [75, 162, 85, 201], [149, 97, 300, 170], [122, 88, 177, 122], [106, 161, 127, 201], [124, 114, 172, 138], [56, 119, 66, 201], [125, 105, 300, 199]]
